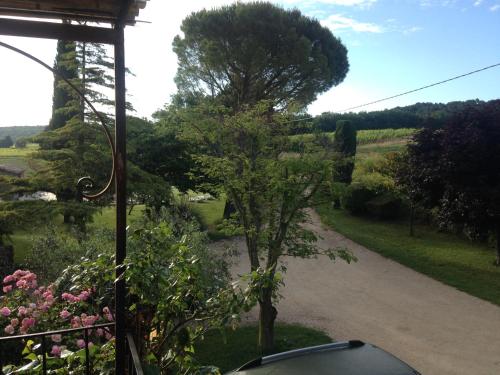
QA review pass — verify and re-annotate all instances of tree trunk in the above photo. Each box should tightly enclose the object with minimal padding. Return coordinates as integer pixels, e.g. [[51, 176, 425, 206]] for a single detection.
[[496, 221, 500, 266], [223, 199, 236, 220], [409, 204, 415, 237], [258, 289, 277, 355]]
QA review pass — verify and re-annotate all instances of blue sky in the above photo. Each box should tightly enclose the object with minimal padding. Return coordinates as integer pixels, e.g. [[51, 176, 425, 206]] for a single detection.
[[0, 0, 499, 126]]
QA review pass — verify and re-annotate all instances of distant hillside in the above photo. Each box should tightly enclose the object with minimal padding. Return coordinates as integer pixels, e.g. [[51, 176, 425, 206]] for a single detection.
[[300, 99, 494, 133], [0, 126, 45, 141]]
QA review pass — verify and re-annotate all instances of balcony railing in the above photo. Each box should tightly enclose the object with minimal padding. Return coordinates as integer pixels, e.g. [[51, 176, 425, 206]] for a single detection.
[[0, 323, 144, 374]]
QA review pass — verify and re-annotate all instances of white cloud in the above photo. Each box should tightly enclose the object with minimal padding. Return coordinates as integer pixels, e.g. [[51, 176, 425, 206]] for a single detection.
[[490, 4, 500, 11], [474, 0, 483, 6], [320, 14, 384, 33], [420, 0, 458, 7], [404, 26, 423, 34]]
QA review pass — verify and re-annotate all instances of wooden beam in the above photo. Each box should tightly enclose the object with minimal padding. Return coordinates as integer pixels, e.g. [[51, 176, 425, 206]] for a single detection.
[[0, 17, 117, 44]]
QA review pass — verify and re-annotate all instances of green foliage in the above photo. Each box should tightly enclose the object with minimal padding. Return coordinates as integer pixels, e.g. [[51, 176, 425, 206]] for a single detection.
[[0, 136, 14, 148], [56, 212, 245, 373], [0, 139, 10, 151], [127, 115, 196, 193], [173, 2, 348, 110], [48, 40, 80, 130], [23, 227, 114, 284], [0, 126, 44, 142], [14, 138, 27, 148], [0, 209, 20, 245], [332, 120, 356, 194], [313, 99, 489, 132], [182, 102, 354, 351], [194, 324, 332, 372], [400, 100, 500, 263], [333, 120, 356, 156]]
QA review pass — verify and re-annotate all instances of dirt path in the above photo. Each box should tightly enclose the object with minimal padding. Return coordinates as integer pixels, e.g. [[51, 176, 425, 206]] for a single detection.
[[219, 209, 500, 375]]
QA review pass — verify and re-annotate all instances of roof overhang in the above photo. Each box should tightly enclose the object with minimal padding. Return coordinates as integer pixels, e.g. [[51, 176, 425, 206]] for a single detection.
[[0, 0, 148, 44], [0, 0, 147, 25]]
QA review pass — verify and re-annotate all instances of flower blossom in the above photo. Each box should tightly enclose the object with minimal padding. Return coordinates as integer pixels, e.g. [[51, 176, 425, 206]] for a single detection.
[[76, 339, 86, 349], [2, 285, 12, 293], [51, 345, 62, 357], [51, 334, 62, 343], [17, 306, 27, 316], [4, 325, 14, 335], [0, 307, 11, 317], [60, 309, 71, 319]]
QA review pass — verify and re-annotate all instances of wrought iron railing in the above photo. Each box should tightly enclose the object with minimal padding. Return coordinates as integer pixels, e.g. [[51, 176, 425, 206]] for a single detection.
[[0, 322, 143, 374], [126, 332, 144, 375]]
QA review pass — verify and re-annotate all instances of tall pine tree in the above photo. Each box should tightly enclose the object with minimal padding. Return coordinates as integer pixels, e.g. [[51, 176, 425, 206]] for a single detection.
[[48, 38, 80, 130]]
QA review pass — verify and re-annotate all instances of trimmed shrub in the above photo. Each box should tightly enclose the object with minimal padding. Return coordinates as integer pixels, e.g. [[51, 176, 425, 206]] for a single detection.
[[366, 192, 404, 219], [342, 183, 378, 214]]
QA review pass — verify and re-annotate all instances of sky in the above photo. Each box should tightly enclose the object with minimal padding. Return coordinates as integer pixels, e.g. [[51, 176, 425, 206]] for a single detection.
[[0, 0, 499, 126]]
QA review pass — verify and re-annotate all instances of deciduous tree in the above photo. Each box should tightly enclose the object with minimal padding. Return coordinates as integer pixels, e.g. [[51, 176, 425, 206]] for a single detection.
[[184, 103, 354, 353]]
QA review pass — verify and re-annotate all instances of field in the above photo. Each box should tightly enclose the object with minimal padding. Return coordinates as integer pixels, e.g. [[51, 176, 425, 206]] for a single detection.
[[0, 144, 43, 175], [289, 127, 416, 148]]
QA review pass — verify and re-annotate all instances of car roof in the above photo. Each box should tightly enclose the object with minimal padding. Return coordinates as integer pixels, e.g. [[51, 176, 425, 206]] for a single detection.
[[227, 340, 420, 375]]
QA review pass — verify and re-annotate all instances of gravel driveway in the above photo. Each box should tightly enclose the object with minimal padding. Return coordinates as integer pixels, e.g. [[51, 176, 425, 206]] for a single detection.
[[220, 209, 500, 375]]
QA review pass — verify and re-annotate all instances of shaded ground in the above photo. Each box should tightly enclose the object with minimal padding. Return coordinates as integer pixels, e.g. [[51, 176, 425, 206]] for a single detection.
[[219, 210, 500, 375]]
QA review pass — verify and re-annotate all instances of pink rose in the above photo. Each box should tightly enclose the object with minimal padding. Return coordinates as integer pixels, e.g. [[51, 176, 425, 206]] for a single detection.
[[51, 334, 62, 343], [21, 317, 35, 329], [2, 285, 12, 293], [4, 325, 14, 335], [76, 339, 86, 349], [17, 306, 27, 316], [59, 310, 71, 319], [13, 270, 28, 278], [16, 279, 27, 289], [51, 345, 62, 357], [96, 328, 104, 337], [78, 290, 91, 301], [3, 275, 15, 284], [10, 318, 19, 327], [0, 307, 11, 317], [82, 315, 98, 327], [71, 316, 81, 328]]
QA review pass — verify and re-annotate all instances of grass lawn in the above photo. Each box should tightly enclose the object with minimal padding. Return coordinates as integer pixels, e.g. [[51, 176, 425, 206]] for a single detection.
[[0, 144, 39, 157], [194, 324, 332, 373], [316, 205, 500, 306], [0, 144, 44, 175], [173, 189, 237, 240], [190, 198, 230, 240], [91, 204, 145, 229]]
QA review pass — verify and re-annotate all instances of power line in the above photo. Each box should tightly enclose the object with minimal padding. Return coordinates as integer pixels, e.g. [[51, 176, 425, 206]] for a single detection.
[[339, 62, 500, 112], [283, 61, 500, 125]]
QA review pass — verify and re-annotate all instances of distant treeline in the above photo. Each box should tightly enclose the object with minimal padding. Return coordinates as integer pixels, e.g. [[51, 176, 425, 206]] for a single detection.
[[292, 99, 490, 134], [0, 126, 45, 141]]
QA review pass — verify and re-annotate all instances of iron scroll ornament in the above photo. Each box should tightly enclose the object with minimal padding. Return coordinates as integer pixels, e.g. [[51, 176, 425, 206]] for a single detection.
[[0, 40, 115, 200]]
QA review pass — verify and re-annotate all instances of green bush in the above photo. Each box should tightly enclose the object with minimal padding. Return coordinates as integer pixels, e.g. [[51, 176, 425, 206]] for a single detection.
[[342, 175, 403, 218], [342, 183, 378, 214], [365, 192, 404, 219]]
